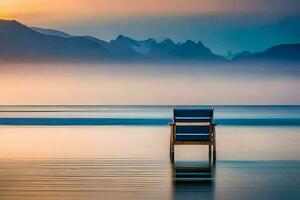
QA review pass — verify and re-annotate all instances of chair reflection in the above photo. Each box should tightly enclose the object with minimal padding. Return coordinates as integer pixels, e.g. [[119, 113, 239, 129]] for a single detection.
[[172, 162, 215, 200]]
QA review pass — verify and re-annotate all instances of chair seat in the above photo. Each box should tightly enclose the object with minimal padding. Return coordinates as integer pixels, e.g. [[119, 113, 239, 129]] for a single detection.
[[176, 134, 210, 141]]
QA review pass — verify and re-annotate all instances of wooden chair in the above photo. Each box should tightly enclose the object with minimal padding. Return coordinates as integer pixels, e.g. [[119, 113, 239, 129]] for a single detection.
[[169, 108, 216, 165]]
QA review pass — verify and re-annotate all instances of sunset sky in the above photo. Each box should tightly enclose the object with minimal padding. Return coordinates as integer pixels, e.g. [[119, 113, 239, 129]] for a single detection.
[[1, 0, 300, 53]]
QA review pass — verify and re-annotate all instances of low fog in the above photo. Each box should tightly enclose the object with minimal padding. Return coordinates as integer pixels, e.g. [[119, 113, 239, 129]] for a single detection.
[[0, 62, 299, 105]]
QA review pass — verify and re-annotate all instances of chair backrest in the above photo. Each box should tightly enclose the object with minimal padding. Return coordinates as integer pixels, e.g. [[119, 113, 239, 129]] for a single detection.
[[174, 108, 213, 123], [173, 108, 214, 141]]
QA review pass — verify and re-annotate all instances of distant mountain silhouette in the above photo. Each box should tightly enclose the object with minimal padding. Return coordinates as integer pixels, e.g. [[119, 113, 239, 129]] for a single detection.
[[225, 51, 235, 60], [110, 35, 223, 61], [31, 27, 73, 38], [232, 51, 253, 60], [0, 20, 110, 62], [31, 27, 140, 59], [0, 20, 224, 62], [0, 19, 299, 63], [255, 44, 300, 61], [233, 44, 300, 62]]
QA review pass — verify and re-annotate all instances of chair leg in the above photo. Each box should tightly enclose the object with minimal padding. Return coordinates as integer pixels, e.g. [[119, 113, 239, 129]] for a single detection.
[[170, 130, 175, 163], [171, 144, 174, 163], [213, 125, 217, 165], [169, 142, 174, 163], [213, 140, 216, 165]]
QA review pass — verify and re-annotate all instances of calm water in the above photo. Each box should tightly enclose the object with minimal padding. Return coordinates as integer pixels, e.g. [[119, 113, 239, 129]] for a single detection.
[[0, 106, 300, 200]]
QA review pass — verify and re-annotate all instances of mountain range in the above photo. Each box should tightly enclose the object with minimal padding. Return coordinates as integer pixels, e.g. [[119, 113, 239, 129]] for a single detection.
[[0, 19, 299, 63]]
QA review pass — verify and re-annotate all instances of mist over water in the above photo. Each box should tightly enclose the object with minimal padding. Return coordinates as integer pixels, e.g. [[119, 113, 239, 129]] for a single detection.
[[0, 62, 299, 105]]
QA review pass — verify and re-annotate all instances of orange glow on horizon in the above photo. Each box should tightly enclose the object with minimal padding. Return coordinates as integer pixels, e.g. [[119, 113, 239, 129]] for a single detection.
[[0, 0, 293, 26], [1, 0, 228, 22]]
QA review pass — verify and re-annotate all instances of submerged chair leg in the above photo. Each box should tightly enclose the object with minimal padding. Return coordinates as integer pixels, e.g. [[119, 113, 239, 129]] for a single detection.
[[209, 144, 212, 168]]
